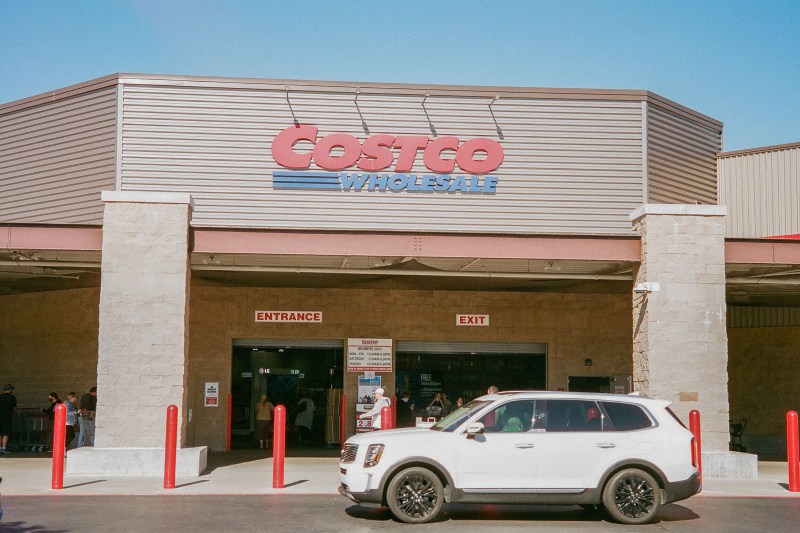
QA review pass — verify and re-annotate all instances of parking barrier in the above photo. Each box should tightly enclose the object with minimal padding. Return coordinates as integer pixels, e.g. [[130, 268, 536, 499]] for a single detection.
[[689, 410, 702, 482], [51, 403, 66, 490], [787, 411, 799, 492], [164, 405, 178, 489], [340, 394, 346, 450], [381, 405, 392, 430], [273, 404, 286, 488], [226, 394, 232, 452]]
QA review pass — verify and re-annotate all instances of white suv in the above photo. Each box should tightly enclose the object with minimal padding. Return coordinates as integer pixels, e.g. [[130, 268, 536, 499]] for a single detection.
[[339, 391, 700, 525]]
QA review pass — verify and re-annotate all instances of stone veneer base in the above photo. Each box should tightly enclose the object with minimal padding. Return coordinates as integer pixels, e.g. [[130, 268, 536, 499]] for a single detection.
[[702, 451, 758, 479], [65, 447, 208, 477]]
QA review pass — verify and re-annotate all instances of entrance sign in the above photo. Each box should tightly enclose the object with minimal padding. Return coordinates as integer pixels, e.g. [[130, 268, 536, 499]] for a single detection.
[[456, 314, 490, 326], [255, 310, 322, 322], [204, 382, 219, 407], [347, 338, 393, 372]]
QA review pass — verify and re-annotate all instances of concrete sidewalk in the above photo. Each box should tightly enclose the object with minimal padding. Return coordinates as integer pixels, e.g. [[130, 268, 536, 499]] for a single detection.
[[2, 452, 800, 498]]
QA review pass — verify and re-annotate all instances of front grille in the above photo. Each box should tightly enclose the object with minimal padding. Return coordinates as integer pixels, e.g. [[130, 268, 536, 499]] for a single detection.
[[341, 443, 358, 463]]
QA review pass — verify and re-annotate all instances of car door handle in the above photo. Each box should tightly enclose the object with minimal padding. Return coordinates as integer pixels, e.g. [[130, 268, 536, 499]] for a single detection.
[[515, 443, 535, 449], [596, 442, 616, 448]]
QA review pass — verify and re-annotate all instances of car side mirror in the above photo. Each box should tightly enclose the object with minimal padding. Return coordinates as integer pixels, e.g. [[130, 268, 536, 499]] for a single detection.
[[466, 422, 485, 439]]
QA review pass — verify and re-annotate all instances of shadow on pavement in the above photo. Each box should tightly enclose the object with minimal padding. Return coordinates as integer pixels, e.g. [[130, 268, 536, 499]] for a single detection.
[[0, 521, 69, 533], [203, 448, 338, 474], [62, 479, 107, 489], [345, 502, 700, 524]]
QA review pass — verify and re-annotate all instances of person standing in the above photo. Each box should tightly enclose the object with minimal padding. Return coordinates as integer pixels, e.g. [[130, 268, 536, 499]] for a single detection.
[[294, 395, 316, 445], [396, 392, 415, 427], [63, 392, 79, 450], [77, 386, 97, 447], [0, 384, 17, 453], [358, 388, 391, 430], [42, 392, 62, 419], [254, 394, 274, 449]]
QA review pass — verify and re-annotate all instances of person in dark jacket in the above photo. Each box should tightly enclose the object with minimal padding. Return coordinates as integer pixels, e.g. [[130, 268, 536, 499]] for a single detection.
[[42, 392, 62, 420], [0, 384, 17, 453]]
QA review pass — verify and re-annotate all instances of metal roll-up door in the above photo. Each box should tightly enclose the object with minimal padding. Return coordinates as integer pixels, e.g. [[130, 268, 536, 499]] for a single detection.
[[396, 341, 546, 355], [233, 338, 344, 349]]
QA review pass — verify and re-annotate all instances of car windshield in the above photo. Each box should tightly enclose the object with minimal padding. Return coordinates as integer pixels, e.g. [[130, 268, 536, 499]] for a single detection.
[[431, 399, 492, 432]]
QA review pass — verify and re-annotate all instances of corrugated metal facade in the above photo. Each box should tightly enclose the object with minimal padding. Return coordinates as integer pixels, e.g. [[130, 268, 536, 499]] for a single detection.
[[0, 86, 117, 224], [119, 81, 647, 235], [727, 305, 800, 328], [646, 103, 721, 205], [0, 75, 724, 235], [718, 144, 800, 238]]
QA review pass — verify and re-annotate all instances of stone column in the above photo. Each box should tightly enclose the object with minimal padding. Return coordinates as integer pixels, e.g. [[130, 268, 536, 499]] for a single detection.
[[630, 205, 730, 452], [68, 191, 205, 476]]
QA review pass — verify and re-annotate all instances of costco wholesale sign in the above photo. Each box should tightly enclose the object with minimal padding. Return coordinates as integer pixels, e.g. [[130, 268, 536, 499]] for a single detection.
[[270, 125, 504, 194]]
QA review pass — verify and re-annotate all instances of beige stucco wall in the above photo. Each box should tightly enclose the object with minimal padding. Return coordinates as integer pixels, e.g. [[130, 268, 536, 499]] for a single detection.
[[0, 288, 99, 408], [728, 325, 800, 457], [186, 286, 633, 450]]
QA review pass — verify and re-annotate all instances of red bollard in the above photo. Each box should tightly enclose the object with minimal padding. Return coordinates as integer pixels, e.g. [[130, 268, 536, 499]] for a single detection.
[[164, 405, 178, 489], [51, 403, 67, 490], [226, 393, 232, 452], [393, 395, 397, 428], [689, 410, 702, 483], [787, 411, 800, 492], [273, 404, 286, 488], [340, 394, 346, 450], [381, 405, 392, 430]]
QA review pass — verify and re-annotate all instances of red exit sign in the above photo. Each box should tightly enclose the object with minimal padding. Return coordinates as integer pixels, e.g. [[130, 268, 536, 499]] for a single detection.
[[456, 314, 490, 326]]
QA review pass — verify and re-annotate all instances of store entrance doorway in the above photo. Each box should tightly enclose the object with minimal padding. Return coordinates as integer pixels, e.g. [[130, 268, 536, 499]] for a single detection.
[[231, 342, 343, 452], [396, 342, 547, 416]]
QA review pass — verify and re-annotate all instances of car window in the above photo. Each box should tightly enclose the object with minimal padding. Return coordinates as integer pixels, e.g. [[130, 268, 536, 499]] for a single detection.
[[478, 400, 535, 433], [534, 399, 605, 432], [600, 401, 654, 431], [432, 400, 492, 432]]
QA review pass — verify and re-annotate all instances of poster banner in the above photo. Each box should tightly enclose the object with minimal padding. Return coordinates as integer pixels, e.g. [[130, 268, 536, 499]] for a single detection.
[[355, 376, 382, 432], [347, 338, 393, 372], [204, 382, 219, 407]]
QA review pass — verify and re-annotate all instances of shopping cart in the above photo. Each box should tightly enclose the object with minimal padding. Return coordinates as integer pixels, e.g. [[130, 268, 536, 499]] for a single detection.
[[729, 418, 747, 452], [12, 408, 51, 452]]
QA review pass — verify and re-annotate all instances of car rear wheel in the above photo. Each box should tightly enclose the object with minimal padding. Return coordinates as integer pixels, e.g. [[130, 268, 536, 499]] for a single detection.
[[602, 468, 661, 525], [385, 466, 444, 524]]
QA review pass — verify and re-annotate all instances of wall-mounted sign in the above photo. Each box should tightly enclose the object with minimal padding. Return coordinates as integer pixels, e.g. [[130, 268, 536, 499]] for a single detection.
[[204, 382, 219, 407], [456, 314, 490, 326], [347, 338, 393, 372], [271, 125, 503, 194], [255, 310, 322, 322]]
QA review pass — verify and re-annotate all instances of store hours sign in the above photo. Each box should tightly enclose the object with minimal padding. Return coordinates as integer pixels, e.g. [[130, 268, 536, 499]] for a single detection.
[[347, 338, 393, 372]]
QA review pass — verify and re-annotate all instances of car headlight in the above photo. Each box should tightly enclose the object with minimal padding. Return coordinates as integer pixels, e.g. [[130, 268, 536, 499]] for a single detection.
[[364, 444, 384, 467]]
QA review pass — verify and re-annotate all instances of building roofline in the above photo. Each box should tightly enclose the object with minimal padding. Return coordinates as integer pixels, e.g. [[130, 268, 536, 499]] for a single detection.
[[0, 72, 722, 129], [718, 141, 800, 158]]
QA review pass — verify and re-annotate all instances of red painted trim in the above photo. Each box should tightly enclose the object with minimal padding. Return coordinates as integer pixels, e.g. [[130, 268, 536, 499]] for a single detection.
[[726, 240, 800, 264], [765, 234, 800, 240], [192, 229, 641, 262], [0, 225, 102, 251]]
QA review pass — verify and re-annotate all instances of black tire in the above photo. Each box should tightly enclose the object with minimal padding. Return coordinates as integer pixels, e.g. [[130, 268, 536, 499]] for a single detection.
[[602, 468, 661, 525], [385, 466, 445, 524]]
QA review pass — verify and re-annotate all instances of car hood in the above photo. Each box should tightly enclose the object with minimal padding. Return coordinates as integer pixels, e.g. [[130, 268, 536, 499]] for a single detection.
[[345, 426, 436, 445]]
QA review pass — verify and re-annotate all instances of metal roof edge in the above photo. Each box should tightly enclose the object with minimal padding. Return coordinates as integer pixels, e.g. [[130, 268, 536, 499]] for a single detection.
[[0, 74, 121, 115], [718, 141, 800, 158], [1, 73, 722, 133]]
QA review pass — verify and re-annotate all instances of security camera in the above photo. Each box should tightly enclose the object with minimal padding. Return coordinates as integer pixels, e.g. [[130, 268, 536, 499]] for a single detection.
[[633, 282, 660, 294]]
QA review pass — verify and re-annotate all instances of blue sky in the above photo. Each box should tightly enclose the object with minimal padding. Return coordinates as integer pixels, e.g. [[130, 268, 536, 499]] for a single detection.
[[1, 0, 797, 151]]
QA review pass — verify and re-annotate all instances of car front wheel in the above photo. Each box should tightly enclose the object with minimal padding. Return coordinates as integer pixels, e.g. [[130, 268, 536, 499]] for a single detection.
[[602, 468, 661, 525], [385, 466, 444, 524]]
